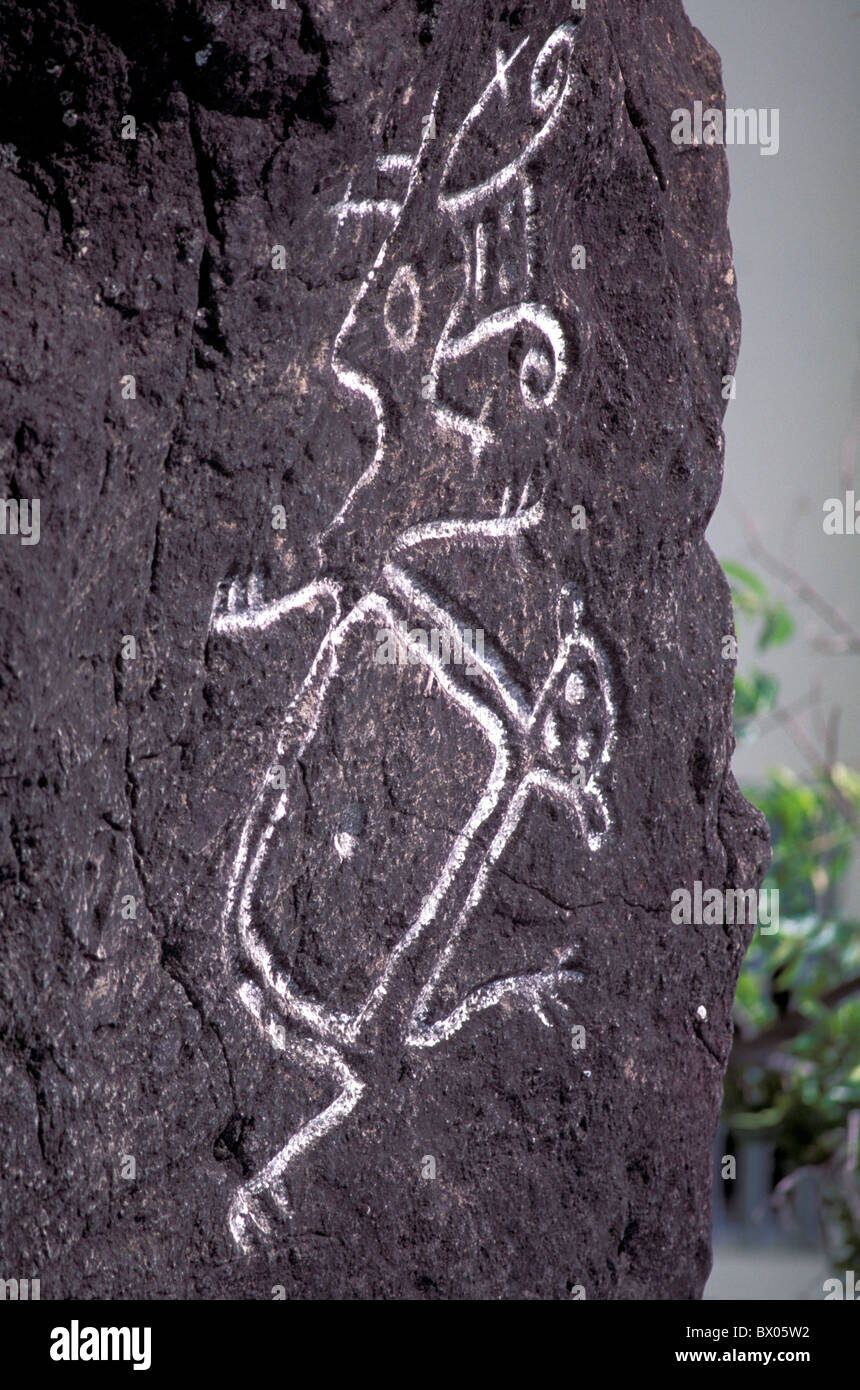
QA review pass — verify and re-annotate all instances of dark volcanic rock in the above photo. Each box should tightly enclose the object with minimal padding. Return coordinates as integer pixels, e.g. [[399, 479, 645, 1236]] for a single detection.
[[0, 0, 769, 1299]]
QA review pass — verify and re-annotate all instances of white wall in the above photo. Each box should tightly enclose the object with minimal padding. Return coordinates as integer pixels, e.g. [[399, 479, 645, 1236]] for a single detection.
[[682, 0, 859, 829]]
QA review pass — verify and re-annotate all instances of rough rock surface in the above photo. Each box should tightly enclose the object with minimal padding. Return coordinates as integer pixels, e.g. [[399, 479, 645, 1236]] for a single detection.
[[0, 0, 769, 1299]]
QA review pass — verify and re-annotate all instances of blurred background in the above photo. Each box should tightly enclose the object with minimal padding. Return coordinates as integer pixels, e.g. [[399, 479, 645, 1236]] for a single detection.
[[681, 0, 860, 1299]]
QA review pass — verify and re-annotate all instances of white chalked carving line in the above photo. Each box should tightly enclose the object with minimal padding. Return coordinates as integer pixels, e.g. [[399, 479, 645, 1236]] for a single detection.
[[320, 91, 440, 550], [325, 17, 583, 514], [383, 263, 422, 353], [211, 547, 615, 1250], [210, 17, 608, 1252], [424, 22, 581, 461]]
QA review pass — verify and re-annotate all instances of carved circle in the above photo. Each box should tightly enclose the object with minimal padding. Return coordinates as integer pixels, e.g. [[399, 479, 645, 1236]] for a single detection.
[[529, 25, 575, 117], [383, 264, 422, 353]]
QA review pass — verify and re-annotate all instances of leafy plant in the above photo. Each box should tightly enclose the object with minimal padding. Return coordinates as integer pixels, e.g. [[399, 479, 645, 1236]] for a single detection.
[[722, 561, 860, 1266], [722, 561, 794, 737]]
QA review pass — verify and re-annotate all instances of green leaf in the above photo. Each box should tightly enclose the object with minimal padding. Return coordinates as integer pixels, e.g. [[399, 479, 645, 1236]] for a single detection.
[[734, 671, 779, 728], [758, 604, 796, 651], [723, 560, 769, 597]]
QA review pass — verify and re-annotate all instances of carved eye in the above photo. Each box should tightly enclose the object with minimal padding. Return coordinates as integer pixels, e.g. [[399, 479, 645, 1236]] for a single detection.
[[564, 671, 585, 706], [383, 264, 422, 353]]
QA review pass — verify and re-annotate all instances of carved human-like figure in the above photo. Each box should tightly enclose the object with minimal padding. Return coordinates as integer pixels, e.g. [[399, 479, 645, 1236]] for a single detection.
[[208, 15, 615, 1252]]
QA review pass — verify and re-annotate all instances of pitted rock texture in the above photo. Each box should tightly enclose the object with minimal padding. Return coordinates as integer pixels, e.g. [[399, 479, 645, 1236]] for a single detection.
[[0, 0, 769, 1299]]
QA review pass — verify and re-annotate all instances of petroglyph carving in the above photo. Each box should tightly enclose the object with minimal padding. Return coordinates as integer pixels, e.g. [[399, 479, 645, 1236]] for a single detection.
[[208, 16, 614, 1252]]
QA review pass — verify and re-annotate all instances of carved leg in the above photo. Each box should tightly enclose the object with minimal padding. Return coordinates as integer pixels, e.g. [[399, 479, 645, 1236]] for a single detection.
[[229, 1031, 365, 1254]]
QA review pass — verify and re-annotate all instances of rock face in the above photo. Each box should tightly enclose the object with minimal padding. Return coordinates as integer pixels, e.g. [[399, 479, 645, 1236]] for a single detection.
[[0, 0, 769, 1299]]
